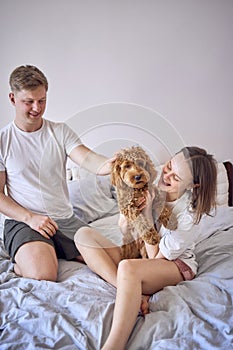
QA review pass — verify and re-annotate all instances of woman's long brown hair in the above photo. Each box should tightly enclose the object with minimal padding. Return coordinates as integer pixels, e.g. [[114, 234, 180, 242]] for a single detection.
[[180, 146, 217, 223]]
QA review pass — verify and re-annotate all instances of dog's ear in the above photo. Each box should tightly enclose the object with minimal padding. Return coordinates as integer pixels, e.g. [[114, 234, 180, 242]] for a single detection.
[[111, 159, 122, 186]]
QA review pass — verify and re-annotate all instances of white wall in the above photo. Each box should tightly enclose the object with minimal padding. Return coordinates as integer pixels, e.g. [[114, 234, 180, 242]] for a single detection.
[[0, 0, 232, 162]]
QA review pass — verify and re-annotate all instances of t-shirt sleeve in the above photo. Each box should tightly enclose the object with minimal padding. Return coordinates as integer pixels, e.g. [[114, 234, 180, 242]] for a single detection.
[[159, 210, 198, 260], [0, 138, 6, 171], [62, 123, 82, 155], [0, 156, 6, 171]]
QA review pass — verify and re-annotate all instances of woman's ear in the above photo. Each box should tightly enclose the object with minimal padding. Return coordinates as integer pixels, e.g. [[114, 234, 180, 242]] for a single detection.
[[188, 183, 200, 191], [9, 92, 15, 105]]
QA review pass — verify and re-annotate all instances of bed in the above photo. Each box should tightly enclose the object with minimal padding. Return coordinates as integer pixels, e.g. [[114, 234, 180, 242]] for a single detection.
[[0, 161, 233, 350]]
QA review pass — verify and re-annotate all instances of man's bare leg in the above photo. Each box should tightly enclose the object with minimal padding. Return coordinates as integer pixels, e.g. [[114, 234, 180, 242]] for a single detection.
[[14, 241, 58, 281]]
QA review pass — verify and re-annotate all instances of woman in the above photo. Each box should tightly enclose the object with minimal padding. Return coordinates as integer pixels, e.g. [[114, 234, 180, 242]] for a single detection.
[[75, 146, 217, 350]]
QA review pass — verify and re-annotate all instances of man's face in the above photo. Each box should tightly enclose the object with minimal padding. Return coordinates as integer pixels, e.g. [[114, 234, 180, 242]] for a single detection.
[[9, 85, 47, 131]]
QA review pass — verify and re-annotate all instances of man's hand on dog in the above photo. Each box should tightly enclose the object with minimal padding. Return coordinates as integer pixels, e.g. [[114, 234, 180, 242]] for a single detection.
[[97, 155, 116, 175]]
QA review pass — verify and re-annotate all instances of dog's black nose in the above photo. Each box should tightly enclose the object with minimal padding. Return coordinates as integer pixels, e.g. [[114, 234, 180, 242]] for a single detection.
[[135, 175, 142, 181]]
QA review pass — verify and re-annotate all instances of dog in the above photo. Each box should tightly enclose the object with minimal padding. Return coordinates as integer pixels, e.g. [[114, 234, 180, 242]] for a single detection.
[[111, 146, 177, 259]]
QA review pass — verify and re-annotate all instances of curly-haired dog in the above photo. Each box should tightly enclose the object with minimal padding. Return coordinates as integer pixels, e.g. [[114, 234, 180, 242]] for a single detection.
[[111, 146, 176, 259]]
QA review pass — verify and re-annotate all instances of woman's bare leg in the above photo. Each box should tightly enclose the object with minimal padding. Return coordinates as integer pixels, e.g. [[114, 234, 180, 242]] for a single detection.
[[102, 258, 183, 350], [74, 227, 122, 287], [102, 259, 142, 350]]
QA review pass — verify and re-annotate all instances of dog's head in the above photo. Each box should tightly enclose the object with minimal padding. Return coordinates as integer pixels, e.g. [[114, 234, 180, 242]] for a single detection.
[[111, 146, 157, 189]]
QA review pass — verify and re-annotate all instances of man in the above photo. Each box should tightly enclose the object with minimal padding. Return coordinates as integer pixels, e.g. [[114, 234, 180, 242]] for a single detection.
[[0, 65, 112, 281]]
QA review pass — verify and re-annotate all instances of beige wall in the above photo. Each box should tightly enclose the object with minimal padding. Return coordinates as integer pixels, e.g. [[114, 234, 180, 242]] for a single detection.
[[0, 0, 232, 162]]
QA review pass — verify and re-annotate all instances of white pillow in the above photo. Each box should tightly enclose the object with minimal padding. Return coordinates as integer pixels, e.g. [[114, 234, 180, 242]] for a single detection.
[[216, 162, 229, 206], [67, 170, 119, 224]]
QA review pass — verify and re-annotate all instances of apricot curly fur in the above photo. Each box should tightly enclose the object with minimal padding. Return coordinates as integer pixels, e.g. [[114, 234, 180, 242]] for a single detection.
[[111, 146, 176, 259]]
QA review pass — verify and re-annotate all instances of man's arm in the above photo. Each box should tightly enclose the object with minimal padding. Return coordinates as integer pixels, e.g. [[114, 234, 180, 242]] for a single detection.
[[69, 144, 114, 175], [0, 171, 58, 239]]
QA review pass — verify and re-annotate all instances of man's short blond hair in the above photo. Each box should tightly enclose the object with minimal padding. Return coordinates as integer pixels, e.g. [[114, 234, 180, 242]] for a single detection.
[[9, 65, 48, 92]]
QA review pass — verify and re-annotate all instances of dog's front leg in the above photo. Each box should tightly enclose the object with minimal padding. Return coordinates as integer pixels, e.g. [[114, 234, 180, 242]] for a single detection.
[[133, 214, 160, 245], [120, 228, 142, 260]]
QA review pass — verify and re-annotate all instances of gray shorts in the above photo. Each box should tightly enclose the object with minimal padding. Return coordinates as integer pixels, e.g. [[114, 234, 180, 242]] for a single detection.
[[3, 214, 88, 262]]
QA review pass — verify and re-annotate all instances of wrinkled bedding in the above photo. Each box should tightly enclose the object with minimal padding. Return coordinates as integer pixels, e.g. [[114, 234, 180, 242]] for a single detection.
[[1, 208, 233, 350]]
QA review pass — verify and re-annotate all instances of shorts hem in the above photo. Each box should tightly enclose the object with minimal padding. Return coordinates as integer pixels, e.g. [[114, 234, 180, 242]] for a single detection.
[[173, 258, 195, 281]]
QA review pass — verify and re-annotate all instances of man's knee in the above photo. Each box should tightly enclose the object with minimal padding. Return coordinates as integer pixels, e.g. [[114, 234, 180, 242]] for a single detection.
[[19, 266, 57, 281], [15, 258, 58, 281], [15, 241, 58, 281]]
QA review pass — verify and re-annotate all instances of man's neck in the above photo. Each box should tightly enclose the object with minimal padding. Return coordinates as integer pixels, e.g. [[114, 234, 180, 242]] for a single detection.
[[14, 119, 43, 132]]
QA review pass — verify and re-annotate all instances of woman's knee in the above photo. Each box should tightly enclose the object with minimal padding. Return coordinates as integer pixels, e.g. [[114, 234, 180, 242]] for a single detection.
[[118, 259, 138, 279], [75, 227, 105, 249], [74, 226, 93, 247]]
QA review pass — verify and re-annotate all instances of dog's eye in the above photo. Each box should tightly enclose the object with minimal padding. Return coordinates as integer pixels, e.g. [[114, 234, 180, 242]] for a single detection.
[[136, 160, 146, 168], [123, 162, 131, 169]]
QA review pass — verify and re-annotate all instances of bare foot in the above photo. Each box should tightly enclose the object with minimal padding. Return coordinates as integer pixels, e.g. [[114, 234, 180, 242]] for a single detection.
[[141, 294, 150, 315]]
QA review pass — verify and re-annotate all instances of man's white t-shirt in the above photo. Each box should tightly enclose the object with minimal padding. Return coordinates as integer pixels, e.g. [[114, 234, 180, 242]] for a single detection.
[[0, 119, 81, 219]]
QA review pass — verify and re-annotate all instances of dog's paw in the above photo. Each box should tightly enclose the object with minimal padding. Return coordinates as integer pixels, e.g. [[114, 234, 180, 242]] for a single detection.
[[142, 228, 160, 245], [158, 206, 178, 230]]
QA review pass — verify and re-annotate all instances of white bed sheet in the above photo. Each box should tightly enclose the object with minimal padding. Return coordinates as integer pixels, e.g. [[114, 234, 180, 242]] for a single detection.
[[0, 207, 233, 350]]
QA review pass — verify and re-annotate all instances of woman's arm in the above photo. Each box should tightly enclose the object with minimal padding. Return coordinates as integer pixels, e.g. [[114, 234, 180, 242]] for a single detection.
[[141, 190, 161, 258], [145, 242, 160, 259], [118, 213, 130, 236], [154, 249, 166, 259]]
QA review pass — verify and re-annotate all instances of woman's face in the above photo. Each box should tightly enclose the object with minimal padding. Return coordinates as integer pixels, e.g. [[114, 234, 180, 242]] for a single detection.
[[158, 152, 193, 201]]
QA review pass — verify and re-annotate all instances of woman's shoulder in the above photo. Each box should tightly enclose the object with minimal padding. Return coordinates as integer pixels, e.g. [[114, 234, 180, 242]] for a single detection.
[[168, 191, 192, 215]]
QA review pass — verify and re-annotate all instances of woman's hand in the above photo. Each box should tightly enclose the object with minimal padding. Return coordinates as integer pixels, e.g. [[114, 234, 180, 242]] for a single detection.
[[141, 189, 155, 222], [118, 213, 130, 236]]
